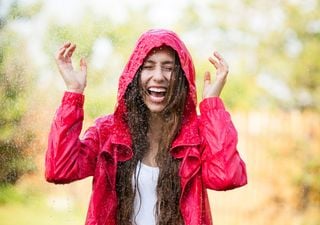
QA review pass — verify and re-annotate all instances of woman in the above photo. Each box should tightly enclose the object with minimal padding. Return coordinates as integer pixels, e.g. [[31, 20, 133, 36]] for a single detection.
[[45, 29, 247, 225]]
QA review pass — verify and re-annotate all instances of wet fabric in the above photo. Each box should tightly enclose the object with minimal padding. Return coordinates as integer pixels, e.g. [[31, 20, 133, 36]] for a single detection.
[[45, 29, 247, 225]]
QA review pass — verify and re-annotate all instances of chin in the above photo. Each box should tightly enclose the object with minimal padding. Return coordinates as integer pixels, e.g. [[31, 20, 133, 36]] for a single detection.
[[148, 106, 165, 114], [145, 103, 165, 114]]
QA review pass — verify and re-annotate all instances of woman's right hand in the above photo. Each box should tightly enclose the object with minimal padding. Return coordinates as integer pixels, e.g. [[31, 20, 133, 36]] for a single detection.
[[55, 42, 87, 93]]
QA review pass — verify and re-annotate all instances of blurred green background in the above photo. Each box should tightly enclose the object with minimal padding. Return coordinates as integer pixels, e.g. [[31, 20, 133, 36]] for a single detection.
[[0, 0, 319, 224]]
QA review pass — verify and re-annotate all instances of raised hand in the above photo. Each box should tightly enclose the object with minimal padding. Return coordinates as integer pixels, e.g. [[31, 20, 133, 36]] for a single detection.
[[55, 42, 87, 93], [202, 51, 229, 98]]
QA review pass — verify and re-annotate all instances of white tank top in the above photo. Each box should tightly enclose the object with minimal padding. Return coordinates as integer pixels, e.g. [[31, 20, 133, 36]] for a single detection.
[[133, 161, 159, 225]]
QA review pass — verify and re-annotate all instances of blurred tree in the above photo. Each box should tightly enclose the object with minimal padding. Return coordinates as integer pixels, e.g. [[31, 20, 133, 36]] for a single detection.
[[251, 1, 320, 222], [256, 1, 320, 111], [0, 1, 40, 186]]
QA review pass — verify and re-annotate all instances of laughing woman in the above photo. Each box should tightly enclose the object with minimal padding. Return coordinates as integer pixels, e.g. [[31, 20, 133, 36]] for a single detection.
[[45, 29, 247, 225]]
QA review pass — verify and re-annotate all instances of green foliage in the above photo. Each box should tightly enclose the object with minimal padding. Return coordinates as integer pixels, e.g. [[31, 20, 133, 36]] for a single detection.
[[257, 1, 320, 111], [0, 184, 26, 205], [0, 28, 36, 184], [6, 1, 42, 20], [0, 140, 35, 185], [221, 74, 261, 110]]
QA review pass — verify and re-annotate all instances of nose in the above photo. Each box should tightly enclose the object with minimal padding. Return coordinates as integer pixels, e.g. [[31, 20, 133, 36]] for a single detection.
[[152, 66, 165, 82]]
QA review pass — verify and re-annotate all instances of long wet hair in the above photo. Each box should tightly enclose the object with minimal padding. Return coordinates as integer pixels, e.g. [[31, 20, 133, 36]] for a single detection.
[[116, 46, 188, 225]]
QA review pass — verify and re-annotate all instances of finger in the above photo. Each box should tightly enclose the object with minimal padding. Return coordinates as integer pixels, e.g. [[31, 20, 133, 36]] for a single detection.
[[65, 44, 76, 57], [56, 47, 67, 60], [56, 42, 71, 59], [208, 57, 219, 69], [214, 51, 229, 69], [63, 44, 76, 59], [80, 58, 87, 74], [204, 71, 211, 87], [213, 51, 223, 60], [59, 42, 71, 51], [213, 51, 225, 65]]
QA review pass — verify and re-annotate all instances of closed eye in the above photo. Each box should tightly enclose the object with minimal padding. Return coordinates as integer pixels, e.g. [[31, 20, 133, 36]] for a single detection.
[[142, 65, 154, 70], [162, 66, 173, 72]]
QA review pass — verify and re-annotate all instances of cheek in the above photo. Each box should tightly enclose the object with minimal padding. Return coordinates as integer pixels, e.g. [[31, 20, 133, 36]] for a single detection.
[[165, 73, 172, 81], [139, 72, 150, 87], [138, 74, 147, 96], [139, 72, 146, 84]]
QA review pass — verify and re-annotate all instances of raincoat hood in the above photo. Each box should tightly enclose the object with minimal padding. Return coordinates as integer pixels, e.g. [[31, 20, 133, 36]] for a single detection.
[[116, 29, 197, 114], [112, 29, 200, 161]]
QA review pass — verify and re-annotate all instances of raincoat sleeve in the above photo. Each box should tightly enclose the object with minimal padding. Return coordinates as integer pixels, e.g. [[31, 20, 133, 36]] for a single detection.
[[199, 97, 247, 191], [45, 92, 99, 184]]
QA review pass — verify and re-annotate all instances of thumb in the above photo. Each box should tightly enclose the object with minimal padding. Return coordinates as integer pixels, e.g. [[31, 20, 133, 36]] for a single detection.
[[204, 71, 211, 88], [80, 57, 87, 74]]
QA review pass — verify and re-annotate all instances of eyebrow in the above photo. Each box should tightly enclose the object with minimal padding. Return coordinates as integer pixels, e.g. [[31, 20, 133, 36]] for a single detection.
[[144, 60, 174, 65]]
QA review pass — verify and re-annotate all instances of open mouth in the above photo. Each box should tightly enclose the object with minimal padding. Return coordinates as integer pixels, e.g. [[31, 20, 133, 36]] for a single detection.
[[147, 87, 167, 97], [146, 87, 167, 103]]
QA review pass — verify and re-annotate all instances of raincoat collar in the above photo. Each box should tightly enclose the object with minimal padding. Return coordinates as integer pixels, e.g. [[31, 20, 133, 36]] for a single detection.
[[111, 29, 200, 161]]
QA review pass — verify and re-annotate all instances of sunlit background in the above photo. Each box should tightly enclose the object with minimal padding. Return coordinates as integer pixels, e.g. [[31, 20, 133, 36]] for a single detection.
[[0, 0, 319, 224]]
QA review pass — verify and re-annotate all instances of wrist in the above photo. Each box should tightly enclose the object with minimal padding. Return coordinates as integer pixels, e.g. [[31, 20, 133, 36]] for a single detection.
[[67, 87, 85, 94]]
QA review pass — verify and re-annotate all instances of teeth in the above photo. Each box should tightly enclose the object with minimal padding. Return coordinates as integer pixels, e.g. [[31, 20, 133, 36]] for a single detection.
[[148, 87, 167, 93]]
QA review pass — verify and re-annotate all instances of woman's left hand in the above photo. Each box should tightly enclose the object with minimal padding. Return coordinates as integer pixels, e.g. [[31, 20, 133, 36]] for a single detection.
[[202, 51, 229, 98]]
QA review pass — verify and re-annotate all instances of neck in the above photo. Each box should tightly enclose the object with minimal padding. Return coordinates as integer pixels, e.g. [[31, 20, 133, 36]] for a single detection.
[[142, 113, 164, 167], [148, 113, 164, 139]]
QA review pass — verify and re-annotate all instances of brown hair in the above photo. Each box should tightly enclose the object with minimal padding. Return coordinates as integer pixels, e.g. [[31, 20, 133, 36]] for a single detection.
[[116, 47, 188, 225]]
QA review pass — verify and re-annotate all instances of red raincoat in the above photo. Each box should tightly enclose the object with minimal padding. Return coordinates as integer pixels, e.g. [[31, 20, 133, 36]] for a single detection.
[[45, 29, 247, 225]]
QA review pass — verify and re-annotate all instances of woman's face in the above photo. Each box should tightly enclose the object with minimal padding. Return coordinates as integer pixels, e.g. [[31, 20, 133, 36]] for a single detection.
[[140, 47, 175, 113]]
